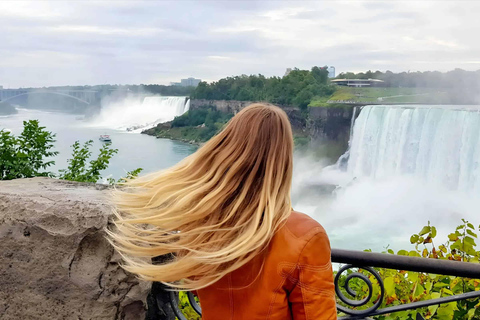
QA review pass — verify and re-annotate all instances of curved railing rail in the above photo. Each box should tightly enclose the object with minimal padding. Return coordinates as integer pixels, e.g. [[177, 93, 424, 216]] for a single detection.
[[160, 248, 480, 320]]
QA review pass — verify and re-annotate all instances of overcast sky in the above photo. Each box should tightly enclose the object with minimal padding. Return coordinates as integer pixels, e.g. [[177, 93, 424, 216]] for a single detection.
[[1, 1, 479, 88]]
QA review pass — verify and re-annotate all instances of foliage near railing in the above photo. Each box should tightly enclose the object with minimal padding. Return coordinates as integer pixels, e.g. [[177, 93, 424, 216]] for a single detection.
[[336, 219, 480, 320]]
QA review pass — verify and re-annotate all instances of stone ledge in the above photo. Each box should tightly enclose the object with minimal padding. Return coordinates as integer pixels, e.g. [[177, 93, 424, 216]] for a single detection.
[[0, 177, 150, 320]]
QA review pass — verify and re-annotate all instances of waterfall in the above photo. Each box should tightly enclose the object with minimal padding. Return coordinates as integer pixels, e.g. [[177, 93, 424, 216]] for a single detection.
[[347, 105, 480, 193], [89, 96, 189, 132]]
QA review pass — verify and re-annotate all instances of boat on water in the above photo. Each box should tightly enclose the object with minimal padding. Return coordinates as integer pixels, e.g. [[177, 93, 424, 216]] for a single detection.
[[99, 134, 112, 142]]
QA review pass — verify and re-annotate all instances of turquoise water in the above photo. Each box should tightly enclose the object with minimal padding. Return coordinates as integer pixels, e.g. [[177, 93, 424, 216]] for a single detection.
[[0, 108, 197, 181]]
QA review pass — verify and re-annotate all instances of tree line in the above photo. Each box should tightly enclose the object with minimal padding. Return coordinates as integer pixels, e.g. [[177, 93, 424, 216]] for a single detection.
[[337, 68, 480, 89], [192, 66, 336, 110]]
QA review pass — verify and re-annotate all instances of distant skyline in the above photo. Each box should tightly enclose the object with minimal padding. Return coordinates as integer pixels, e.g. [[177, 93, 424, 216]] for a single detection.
[[1, 1, 479, 88]]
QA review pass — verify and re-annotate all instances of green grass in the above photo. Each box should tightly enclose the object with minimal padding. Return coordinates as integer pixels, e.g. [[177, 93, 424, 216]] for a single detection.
[[310, 86, 447, 105]]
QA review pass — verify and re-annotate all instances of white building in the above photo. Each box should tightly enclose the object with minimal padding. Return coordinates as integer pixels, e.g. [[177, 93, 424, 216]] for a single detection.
[[327, 66, 336, 78], [171, 78, 201, 87]]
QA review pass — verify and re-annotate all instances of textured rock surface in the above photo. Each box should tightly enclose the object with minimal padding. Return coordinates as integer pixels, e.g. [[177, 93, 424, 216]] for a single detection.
[[0, 177, 150, 320]]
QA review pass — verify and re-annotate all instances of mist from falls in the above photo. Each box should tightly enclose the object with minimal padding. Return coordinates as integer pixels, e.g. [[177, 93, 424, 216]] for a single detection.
[[89, 96, 189, 132], [294, 105, 480, 251]]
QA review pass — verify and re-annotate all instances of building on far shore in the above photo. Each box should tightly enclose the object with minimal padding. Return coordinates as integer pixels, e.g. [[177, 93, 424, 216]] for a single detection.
[[327, 66, 335, 78], [171, 77, 202, 87], [331, 78, 384, 87]]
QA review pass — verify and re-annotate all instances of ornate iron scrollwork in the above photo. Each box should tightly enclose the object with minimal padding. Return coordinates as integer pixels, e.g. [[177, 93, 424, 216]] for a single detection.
[[169, 291, 202, 320], [334, 264, 384, 317]]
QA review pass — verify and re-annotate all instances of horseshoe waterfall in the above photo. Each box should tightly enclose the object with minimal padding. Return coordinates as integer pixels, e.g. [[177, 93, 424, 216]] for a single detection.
[[90, 96, 190, 131]]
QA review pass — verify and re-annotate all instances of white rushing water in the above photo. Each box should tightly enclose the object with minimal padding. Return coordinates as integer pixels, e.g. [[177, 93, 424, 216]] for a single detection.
[[89, 96, 189, 132], [297, 105, 480, 251], [348, 105, 480, 194]]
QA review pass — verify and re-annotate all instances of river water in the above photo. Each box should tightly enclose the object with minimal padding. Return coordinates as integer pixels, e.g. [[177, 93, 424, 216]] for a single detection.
[[0, 108, 197, 181], [2, 104, 480, 253]]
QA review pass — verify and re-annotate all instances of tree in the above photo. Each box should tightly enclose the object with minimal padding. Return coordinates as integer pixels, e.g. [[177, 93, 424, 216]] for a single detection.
[[58, 140, 118, 183], [0, 120, 58, 180]]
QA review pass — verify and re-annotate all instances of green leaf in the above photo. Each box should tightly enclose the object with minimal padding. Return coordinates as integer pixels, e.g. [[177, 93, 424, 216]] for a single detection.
[[419, 226, 431, 236], [431, 226, 437, 238], [410, 234, 419, 244], [467, 307, 475, 320], [448, 233, 459, 241], [413, 282, 425, 298], [428, 304, 439, 317], [465, 236, 477, 247], [467, 223, 475, 230], [450, 239, 462, 250], [384, 277, 395, 296], [409, 250, 421, 257], [425, 281, 433, 293], [467, 229, 477, 238], [408, 272, 419, 283]]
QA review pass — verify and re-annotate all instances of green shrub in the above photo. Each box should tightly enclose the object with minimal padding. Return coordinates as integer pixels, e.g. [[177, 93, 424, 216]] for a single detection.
[[0, 120, 58, 180], [337, 219, 480, 320]]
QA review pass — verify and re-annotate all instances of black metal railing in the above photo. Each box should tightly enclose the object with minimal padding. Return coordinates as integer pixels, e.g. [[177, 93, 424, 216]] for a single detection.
[[159, 248, 480, 320]]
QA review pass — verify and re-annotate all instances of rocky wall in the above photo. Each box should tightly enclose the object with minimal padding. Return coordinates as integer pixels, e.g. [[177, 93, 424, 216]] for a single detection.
[[0, 178, 151, 320]]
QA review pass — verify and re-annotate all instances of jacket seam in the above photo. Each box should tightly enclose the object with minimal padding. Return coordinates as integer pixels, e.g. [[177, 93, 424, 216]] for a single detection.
[[300, 268, 310, 320], [268, 263, 296, 319], [285, 223, 325, 241], [284, 273, 335, 296], [296, 229, 332, 320], [297, 261, 332, 271]]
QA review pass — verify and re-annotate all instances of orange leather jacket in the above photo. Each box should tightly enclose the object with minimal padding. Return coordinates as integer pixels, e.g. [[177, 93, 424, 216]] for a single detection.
[[197, 211, 337, 319]]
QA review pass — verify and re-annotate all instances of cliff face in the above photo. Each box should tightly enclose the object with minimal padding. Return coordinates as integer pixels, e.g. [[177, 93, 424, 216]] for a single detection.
[[308, 106, 354, 142], [189, 99, 306, 132], [0, 178, 150, 320]]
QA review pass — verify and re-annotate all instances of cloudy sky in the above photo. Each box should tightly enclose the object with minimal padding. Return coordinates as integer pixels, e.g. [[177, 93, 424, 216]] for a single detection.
[[1, 1, 479, 88]]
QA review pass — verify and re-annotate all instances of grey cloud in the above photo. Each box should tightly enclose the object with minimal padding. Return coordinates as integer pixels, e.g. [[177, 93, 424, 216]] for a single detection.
[[1, 1, 479, 87]]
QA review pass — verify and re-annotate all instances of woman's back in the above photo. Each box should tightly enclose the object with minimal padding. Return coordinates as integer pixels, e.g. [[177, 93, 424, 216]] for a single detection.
[[197, 211, 337, 320], [108, 104, 337, 319]]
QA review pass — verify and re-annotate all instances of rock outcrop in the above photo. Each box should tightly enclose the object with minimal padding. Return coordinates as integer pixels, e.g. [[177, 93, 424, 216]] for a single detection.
[[0, 178, 150, 320]]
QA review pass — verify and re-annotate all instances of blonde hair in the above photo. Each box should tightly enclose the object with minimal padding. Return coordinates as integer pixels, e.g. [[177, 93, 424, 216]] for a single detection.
[[107, 103, 294, 290]]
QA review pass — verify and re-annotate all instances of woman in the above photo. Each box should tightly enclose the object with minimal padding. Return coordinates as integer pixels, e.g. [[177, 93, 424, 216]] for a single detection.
[[108, 103, 337, 319]]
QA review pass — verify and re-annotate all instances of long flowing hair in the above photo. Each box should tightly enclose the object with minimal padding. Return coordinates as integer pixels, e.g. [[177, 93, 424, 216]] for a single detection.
[[107, 103, 294, 290]]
